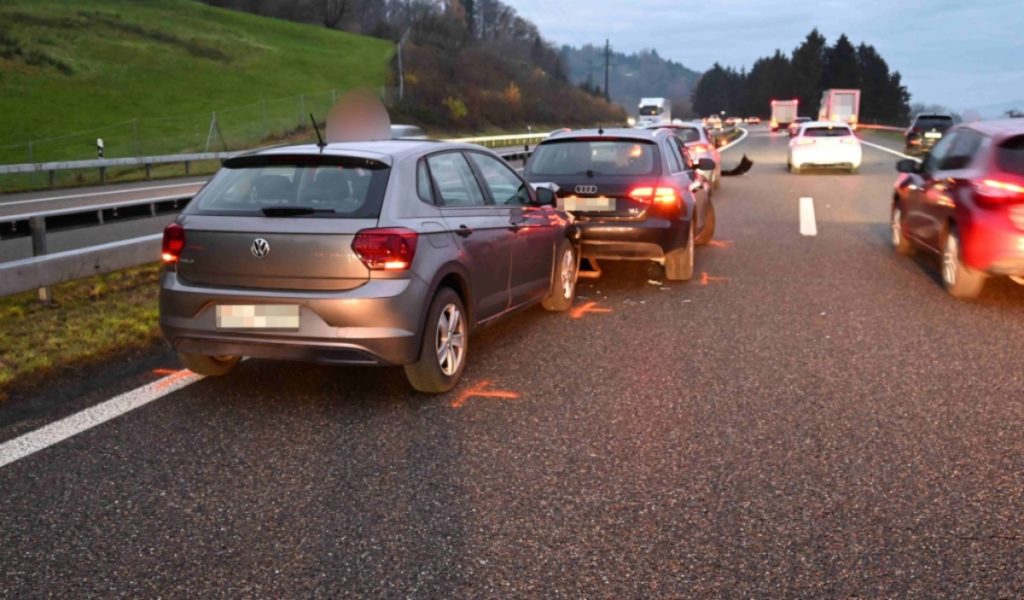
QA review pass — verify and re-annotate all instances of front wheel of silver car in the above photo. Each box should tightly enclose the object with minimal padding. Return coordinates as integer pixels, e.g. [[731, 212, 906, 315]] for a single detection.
[[542, 241, 578, 312], [405, 287, 468, 394], [177, 352, 240, 376]]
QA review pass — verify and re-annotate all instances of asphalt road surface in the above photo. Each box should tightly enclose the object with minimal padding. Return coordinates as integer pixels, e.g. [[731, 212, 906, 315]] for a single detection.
[[2, 127, 1023, 597]]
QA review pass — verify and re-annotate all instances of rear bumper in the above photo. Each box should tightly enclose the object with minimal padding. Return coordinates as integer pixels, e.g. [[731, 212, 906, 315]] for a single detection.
[[159, 272, 428, 366], [962, 211, 1024, 275], [576, 216, 689, 260], [790, 146, 862, 168]]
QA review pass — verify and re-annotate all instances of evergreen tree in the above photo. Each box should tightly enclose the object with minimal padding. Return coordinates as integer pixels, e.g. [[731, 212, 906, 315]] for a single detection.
[[823, 34, 861, 90], [790, 29, 826, 117]]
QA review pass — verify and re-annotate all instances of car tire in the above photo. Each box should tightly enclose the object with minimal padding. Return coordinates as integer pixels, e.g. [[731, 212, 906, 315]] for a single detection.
[[695, 200, 716, 246], [891, 204, 914, 255], [541, 240, 577, 312], [405, 287, 468, 394], [941, 226, 985, 299], [664, 222, 695, 281], [178, 352, 240, 377]]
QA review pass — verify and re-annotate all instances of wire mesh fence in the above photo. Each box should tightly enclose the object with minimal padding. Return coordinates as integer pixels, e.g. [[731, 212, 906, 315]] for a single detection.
[[0, 88, 358, 166]]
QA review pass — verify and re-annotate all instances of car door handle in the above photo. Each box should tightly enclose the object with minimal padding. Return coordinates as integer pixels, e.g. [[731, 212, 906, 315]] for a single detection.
[[456, 225, 473, 238]]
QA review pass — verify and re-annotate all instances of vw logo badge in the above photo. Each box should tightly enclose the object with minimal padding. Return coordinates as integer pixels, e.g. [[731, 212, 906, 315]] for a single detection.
[[574, 184, 598, 195], [251, 238, 270, 259]]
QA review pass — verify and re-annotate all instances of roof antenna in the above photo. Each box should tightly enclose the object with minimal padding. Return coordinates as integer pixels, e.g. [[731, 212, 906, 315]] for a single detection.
[[598, 126, 604, 135], [310, 113, 326, 152]]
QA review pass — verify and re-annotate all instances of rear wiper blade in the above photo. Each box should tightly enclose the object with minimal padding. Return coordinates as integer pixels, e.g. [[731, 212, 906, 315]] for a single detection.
[[260, 206, 335, 216]]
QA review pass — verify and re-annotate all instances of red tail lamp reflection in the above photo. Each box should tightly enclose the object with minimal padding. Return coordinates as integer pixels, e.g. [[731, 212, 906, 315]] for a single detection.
[[700, 272, 729, 286], [569, 301, 612, 319], [451, 379, 521, 409]]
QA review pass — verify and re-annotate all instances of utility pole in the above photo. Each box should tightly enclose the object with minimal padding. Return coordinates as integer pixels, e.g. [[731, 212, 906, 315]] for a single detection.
[[604, 39, 611, 101]]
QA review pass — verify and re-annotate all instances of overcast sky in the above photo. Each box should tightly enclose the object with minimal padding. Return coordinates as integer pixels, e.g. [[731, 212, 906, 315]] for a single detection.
[[511, 0, 1024, 113]]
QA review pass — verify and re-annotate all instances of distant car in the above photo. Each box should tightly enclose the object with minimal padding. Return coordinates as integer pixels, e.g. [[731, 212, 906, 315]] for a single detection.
[[523, 128, 717, 281], [159, 140, 579, 393], [788, 121, 862, 174], [746, 116, 761, 125], [725, 116, 741, 127], [891, 119, 1024, 298], [905, 113, 954, 155], [788, 116, 812, 137], [705, 115, 723, 132], [390, 124, 427, 139], [646, 121, 722, 190]]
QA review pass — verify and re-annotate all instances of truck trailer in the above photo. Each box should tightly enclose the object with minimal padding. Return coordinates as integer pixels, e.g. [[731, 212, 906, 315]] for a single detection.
[[770, 99, 799, 132], [819, 89, 861, 130]]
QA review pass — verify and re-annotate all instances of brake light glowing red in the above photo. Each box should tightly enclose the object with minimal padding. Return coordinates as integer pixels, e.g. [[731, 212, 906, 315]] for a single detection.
[[352, 228, 418, 270], [629, 186, 678, 205], [689, 143, 710, 155], [161, 223, 185, 263], [975, 178, 1024, 205]]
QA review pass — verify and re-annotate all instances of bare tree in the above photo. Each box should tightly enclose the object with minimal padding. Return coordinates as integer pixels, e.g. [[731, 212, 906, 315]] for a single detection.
[[322, 0, 348, 28]]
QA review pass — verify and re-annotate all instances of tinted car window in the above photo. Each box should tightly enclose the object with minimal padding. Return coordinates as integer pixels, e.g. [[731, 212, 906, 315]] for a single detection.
[[527, 140, 658, 176], [995, 135, 1024, 176], [803, 126, 854, 137], [922, 131, 958, 173], [914, 115, 954, 129], [426, 152, 487, 207], [664, 139, 684, 172], [190, 158, 389, 218], [938, 130, 983, 170], [416, 159, 435, 204], [468, 152, 529, 206]]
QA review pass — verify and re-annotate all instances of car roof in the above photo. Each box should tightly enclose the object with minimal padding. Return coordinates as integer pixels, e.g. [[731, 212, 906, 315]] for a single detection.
[[957, 119, 1024, 138], [238, 139, 478, 164], [543, 128, 666, 142], [800, 121, 855, 130]]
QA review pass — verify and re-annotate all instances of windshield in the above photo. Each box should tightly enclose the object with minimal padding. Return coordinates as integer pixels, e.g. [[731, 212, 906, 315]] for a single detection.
[[803, 126, 854, 137], [188, 157, 390, 218], [526, 140, 659, 176], [673, 128, 702, 143], [996, 135, 1024, 176], [639, 105, 664, 116]]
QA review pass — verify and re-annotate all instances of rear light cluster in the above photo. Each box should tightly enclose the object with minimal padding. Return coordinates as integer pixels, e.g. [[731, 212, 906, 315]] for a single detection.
[[352, 228, 418, 270], [162, 223, 185, 263], [628, 186, 679, 206], [688, 143, 711, 155], [974, 178, 1024, 206]]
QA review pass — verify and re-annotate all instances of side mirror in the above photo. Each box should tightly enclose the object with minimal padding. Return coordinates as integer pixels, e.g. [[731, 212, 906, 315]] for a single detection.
[[531, 183, 559, 207], [696, 158, 716, 172], [896, 159, 919, 174]]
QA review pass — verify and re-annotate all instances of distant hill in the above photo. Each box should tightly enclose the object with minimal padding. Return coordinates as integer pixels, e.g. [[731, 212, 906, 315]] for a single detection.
[[560, 45, 701, 119], [0, 0, 393, 163]]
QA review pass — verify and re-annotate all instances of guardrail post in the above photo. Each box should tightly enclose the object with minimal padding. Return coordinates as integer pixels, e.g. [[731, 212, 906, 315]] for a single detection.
[[29, 216, 52, 303], [99, 166, 106, 184], [48, 170, 55, 187], [145, 163, 152, 180], [185, 160, 191, 175]]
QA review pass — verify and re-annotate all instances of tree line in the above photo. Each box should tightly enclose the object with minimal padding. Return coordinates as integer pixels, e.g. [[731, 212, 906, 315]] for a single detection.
[[692, 30, 911, 125], [200, 0, 624, 129]]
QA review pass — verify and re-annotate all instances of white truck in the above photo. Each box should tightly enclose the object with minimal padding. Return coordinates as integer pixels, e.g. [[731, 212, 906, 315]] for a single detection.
[[770, 99, 798, 132], [818, 89, 861, 130], [636, 97, 671, 127]]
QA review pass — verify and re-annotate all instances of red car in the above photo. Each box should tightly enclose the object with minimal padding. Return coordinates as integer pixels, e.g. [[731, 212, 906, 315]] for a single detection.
[[891, 119, 1024, 298]]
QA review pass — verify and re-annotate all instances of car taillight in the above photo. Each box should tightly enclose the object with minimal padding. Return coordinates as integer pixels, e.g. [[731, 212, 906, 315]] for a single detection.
[[795, 138, 815, 146], [974, 178, 1024, 206], [770, 120, 777, 128], [628, 186, 679, 206], [161, 223, 185, 263], [689, 143, 710, 155], [352, 228, 418, 270]]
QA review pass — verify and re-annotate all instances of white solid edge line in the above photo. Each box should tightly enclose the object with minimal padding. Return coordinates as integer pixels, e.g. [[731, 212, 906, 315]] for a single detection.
[[1, 181, 206, 207], [859, 138, 921, 162], [719, 127, 748, 152], [799, 196, 817, 236], [0, 369, 202, 470]]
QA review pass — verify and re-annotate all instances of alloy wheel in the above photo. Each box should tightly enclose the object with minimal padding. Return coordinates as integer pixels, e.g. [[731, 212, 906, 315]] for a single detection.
[[435, 303, 465, 376]]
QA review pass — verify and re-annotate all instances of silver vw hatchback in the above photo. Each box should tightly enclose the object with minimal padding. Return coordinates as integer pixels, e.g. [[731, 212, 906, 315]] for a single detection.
[[159, 140, 578, 393]]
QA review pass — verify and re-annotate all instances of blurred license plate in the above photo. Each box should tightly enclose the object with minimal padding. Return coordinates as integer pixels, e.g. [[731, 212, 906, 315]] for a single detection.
[[925, 132, 942, 139], [216, 305, 300, 329], [561, 196, 614, 211]]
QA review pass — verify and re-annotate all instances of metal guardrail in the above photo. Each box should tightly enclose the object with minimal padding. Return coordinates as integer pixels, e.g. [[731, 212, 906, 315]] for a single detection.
[[0, 144, 536, 298], [0, 151, 242, 186], [858, 124, 906, 133]]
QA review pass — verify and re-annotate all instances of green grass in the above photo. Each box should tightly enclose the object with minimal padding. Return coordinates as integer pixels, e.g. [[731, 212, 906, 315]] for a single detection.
[[0, 0, 393, 165], [0, 263, 164, 399]]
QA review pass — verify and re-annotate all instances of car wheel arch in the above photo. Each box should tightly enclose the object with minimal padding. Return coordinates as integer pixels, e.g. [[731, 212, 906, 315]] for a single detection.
[[426, 265, 475, 328]]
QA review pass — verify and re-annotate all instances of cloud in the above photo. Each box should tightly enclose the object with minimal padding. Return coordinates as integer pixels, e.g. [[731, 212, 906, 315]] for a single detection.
[[512, 0, 1024, 107]]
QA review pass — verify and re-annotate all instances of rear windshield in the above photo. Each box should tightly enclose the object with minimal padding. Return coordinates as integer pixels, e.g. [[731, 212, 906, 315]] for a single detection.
[[526, 140, 659, 176], [188, 156, 390, 218], [639, 105, 663, 116], [914, 115, 953, 129], [803, 126, 854, 137], [996, 135, 1024, 176], [672, 127, 702, 143]]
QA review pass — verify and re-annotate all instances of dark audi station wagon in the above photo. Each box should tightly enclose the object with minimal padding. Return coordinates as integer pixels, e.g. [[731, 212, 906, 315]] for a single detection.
[[160, 140, 579, 393], [523, 128, 716, 280]]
